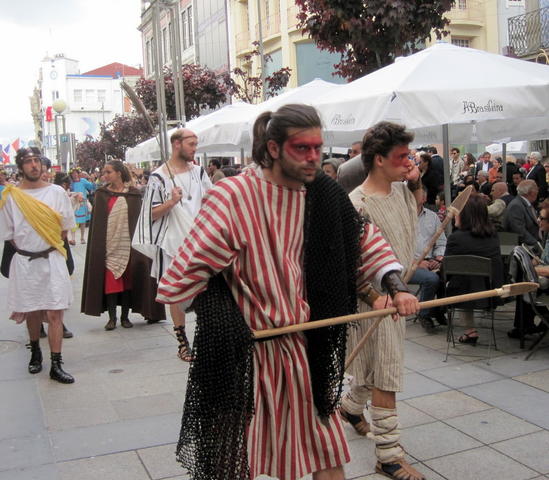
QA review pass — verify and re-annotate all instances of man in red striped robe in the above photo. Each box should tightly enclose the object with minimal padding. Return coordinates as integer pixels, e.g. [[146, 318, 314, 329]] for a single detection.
[[157, 104, 419, 480]]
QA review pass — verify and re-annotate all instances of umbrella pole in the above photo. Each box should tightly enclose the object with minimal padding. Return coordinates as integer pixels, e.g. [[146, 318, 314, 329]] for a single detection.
[[502, 143, 507, 180], [442, 124, 452, 235]]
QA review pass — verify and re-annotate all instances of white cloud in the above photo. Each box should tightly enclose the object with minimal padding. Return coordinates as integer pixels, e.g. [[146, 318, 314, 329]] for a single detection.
[[0, 0, 142, 146]]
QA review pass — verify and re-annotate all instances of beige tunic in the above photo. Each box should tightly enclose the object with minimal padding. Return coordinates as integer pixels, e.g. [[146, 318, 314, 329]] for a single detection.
[[347, 182, 417, 391]]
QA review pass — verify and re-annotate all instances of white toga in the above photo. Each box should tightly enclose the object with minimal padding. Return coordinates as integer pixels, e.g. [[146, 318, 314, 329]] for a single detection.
[[132, 163, 212, 279], [0, 184, 76, 314]]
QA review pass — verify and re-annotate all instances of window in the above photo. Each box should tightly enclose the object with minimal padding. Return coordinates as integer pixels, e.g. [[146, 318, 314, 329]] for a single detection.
[[97, 89, 106, 104], [458, 0, 467, 9], [86, 89, 95, 104], [52, 90, 59, 102], [181, 9, 188, 50], [73, 89, 82, 103], [162, 27, 168, 64], [146, 39, 154, 75], [187, 6, 193, 46], [452, 38, 470, 48]]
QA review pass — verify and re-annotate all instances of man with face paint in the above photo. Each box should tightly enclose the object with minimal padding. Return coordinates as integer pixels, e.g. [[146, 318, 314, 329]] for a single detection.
[[340, 122, 426, 480], [155, 105, 419, 480], [0, 148, 76, 383]]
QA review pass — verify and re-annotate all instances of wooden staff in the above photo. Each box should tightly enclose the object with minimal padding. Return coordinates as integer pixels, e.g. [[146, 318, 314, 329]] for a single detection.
[[343, 185, 474, 370], [252, 282, 537, 342]]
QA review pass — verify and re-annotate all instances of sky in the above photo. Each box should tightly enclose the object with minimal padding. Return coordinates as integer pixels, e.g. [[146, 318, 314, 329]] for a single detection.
[[0, 0, 143, 147]]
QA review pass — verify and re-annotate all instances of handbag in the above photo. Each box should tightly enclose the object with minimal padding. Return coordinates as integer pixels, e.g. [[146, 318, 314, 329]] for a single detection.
[[1, 238, 74, 278]]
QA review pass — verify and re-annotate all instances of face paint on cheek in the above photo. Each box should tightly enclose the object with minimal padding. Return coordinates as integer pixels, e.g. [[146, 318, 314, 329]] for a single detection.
[[390, 156, 411, 169], [285, 136, 323, 161]]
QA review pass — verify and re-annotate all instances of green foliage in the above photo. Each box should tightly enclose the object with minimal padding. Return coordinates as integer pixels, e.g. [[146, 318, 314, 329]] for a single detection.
[[295, 0, 454, 80]]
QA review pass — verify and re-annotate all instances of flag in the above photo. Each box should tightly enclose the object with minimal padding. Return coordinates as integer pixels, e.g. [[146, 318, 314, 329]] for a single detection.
[[2, 144, 10, 164], [11, 138, 20, 151]]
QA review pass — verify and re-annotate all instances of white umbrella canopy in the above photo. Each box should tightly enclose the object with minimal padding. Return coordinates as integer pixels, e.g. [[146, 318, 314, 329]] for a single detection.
[[125, 102, 257, 163], [314, 42, 549, 146], [126, 79, 341, 163], [485, 140, 529, 155]]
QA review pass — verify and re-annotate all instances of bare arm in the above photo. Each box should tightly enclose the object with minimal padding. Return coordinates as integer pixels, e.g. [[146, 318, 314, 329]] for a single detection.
[[151, 186, 182, 221]]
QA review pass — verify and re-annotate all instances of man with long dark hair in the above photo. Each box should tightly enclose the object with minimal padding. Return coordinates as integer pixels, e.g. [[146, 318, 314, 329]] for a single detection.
[[156, 104, 419, 480]]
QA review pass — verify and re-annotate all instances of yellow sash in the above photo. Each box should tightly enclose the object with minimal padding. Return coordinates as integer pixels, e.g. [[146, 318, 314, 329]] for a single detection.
[[0, 184, 67, 258]]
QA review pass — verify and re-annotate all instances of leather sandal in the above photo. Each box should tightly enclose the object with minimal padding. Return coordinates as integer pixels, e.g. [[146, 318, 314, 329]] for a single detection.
[[376, 460, 425, 480], [339, 407, 370, 436], [174, 326, 193, 362], [458, 329, 479, 345]]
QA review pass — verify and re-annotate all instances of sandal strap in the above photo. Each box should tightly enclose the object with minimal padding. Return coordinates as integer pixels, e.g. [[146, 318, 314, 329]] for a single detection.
[[376, 460, 425, 480]]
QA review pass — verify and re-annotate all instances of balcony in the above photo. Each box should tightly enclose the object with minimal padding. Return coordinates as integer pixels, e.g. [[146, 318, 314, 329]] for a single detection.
[[447, 0, 483, 27], [287, 4, 300, 30], [236, 30, 251, 54], [255, 13, 281, 40], [508, 6, 549, 58]]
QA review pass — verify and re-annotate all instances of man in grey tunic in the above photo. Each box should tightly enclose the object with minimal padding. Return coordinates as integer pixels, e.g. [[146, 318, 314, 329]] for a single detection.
[[340, 122, 425, 480]]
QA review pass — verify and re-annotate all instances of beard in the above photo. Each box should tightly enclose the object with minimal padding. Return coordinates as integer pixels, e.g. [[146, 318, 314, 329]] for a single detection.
[[277, 152, 319, 185], [178, 150, 193, 163], [22, 169, 42, 182]]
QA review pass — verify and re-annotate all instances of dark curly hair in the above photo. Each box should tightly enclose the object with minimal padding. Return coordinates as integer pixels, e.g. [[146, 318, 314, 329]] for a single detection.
[[361, 121, 414, 174]]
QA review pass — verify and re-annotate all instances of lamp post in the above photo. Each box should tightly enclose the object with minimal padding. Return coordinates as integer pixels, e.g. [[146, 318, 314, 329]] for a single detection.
[[52, 99, 67, 168]]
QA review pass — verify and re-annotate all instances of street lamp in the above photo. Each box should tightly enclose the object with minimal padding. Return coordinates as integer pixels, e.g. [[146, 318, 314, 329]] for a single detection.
[[52, 99, 67, 168]]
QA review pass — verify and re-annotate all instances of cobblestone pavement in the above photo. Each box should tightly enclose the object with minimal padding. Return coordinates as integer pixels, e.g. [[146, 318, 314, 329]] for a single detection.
[[1, 242, 548, 480]]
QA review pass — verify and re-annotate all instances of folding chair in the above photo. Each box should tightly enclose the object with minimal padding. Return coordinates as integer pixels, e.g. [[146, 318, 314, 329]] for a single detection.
[[442, 255, 497, 364], [509, 246, 549, 359]]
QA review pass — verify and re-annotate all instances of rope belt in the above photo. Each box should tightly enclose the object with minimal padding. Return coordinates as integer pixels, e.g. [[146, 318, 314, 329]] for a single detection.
[[14, 245, 56, 261]]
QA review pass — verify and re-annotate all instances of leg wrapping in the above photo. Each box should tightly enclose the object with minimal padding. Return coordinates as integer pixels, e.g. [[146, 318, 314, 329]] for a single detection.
[[370, 405, 404, 464]]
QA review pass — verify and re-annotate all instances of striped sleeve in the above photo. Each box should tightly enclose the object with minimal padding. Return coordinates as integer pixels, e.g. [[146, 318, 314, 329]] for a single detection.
[[357, 222, 402, 292], [156, 184, 238, 305]]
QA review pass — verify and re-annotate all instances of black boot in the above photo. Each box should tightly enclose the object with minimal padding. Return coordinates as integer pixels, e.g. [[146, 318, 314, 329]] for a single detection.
[[49, 353, 74, 384], [105, 294, 118, 330], [62, 323, 74, 338], [120, 291, 133, 328], [27, 340, 42, 374]]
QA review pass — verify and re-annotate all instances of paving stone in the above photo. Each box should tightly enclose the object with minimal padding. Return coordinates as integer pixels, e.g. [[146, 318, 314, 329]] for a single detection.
[[396, 401, 436, 429], [0, 463, 59, 480], [420, 362, 504, 388], [44, 403, 119, 431], [0, 378, 45, 440], [397, 372, 450, 401], [51, 413, 181, 461], [100, 371, 188, 401], [425, 445, 538, 480], [137, 443, 183, 479], [57, 451, 149, 480], [475, 348, 549, 377], [409, 333, 449, 350], [400, 421, 482, 461], [445, 408, 541, 444], [462, 379, 549, 429], [403, 341, 462, 372], [405, 390, 490, 420], [0, 433, 53, 471], [344, 436, 376, 478], [514, 369, 549, 393], [112, 392, 183, 420], [492, 430, 549, 474]]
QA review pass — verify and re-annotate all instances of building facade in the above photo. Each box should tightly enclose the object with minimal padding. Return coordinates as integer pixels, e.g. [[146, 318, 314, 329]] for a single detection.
[[31, 54, 142, 164], [228, 0, 345, 96]]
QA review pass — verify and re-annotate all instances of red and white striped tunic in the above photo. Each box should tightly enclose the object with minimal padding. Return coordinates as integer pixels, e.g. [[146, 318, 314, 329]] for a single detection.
[[157, 170, 401, 480]]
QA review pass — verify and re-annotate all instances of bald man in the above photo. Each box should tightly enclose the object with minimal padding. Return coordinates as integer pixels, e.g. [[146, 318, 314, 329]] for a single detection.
[[487, 181, 513, 230], [133, 128, 212, 361]]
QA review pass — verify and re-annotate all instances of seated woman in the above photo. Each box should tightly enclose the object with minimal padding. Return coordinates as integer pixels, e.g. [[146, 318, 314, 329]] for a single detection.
[[444, 194, 504, 343], [81, 160, 165, 330]]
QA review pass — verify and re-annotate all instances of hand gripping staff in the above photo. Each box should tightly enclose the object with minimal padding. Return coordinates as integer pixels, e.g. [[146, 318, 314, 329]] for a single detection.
[[252, 283, 539, 345], [343, 184, 473, 370]]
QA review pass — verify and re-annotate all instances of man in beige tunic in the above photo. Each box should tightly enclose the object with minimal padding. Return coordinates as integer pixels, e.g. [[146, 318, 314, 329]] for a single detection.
[[340, 122, 424, 480]]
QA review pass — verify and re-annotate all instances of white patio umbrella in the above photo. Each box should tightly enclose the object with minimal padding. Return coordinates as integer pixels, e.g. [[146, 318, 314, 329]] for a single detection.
[[485, 141, 529, 156], [313, 42, 549, 205], [126, 79, 341, 164], [125, 102, 258, 164]]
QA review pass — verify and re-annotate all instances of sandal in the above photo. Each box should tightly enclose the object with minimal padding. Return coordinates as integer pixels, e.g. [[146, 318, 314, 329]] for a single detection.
[[339, 407, 370, 436], [458, 329, 479, 345], [376, 460, 425, 480], [174, 326, 193, 362]]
